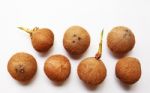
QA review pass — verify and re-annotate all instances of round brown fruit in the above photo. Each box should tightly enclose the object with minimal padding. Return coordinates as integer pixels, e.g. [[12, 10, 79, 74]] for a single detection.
[[31, 28, 54, 52], [63, 26, 90, 55], [7, 52, 37, 82], [107, 26, 135, 55], [44, 55, 71, 82], [77, 57, 107, 86], [115, 57, 141, 84]]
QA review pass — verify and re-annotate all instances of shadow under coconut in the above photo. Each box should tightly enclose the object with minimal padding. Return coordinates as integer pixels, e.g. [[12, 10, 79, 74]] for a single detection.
[[16, 70, 38, 86], [115, 77, 132, 90], [66, 48, 90, 60], [37, 45, 55, 57], [68, 53, 83, 59], [107, 47, 128, 59], [80, 79, 106, 91], [48, 74, 71, 87]]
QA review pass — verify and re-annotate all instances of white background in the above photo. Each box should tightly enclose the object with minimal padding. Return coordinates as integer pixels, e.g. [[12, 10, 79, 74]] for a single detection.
[[0, 0, 149, 93]]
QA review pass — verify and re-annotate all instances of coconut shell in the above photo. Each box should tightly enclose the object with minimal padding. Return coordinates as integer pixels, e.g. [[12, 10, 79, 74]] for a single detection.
[[116, 57, 141, 84], [77, 57, 106, 86], [31, 28, 54, 52], [107, 26, 135, 54], [7, 52, 37, 82], [44, 55, 71, 82], [63, 26, 90, 55]]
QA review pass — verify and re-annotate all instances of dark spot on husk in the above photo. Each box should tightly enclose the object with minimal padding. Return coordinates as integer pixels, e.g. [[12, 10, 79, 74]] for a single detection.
[[15, 64, 25, 73], [72, 40, 76, 43], [125, 29, 129, 32], [78, 37, 81, 41], [123, 29, 131, 38], [73, 34, 77, 37]]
